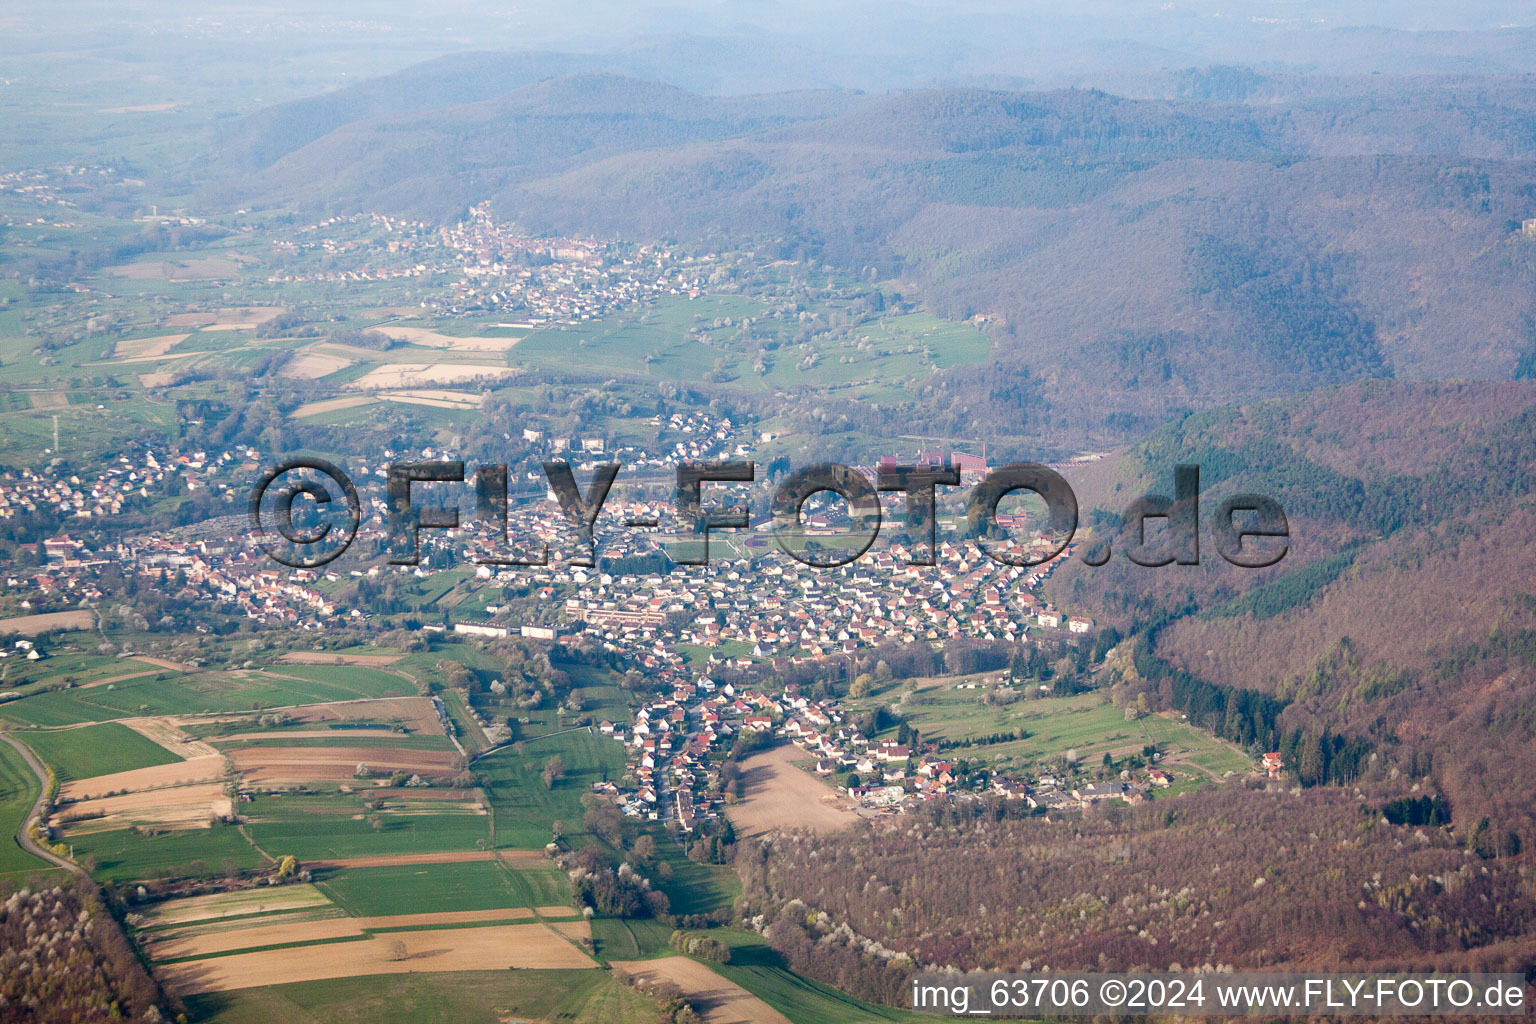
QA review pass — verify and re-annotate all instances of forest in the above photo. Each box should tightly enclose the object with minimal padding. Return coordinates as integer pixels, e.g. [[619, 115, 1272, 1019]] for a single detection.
[[735, 786, 1535, 1007]]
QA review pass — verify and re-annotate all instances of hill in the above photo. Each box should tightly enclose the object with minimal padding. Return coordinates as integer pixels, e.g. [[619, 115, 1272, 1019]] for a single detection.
[[200, 71, 1536, 438], [1044, 379, 1536, 844]]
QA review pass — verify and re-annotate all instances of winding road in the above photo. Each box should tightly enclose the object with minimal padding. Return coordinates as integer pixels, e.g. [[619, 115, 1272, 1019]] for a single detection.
[[0, 733, 86, 876]]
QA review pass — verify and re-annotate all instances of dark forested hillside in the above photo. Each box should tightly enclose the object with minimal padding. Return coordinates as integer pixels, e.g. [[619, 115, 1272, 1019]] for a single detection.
[[200, 71, 1536, 437], [1044, 380, 1536, 850], [737, 786, 1534, 990]]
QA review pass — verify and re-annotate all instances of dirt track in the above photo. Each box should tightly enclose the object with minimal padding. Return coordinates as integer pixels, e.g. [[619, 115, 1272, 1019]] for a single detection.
[[724, 745, 859, 840], [613, 957, 792, 1024], [280, 652, 402, 667]]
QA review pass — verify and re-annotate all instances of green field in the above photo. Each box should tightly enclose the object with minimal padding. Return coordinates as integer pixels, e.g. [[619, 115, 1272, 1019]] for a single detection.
[[68, 825, 266, 882], [857, 689, 1251, 782], [0, 653, 160, 690], [182, 969, 654, 1024], [589, 915, 675, 961], [315, 861, 525, 917], [0, 668, 415, 727], [648, 828, 741, 918], [478, 729, 627, 849], [503, 862, 574, 907], [699, 929, 931, 1024], [19, 722, 179, 782], [508, 297, 990, 399], [242, 792, 488, 865], [0, 740, 55, 878]]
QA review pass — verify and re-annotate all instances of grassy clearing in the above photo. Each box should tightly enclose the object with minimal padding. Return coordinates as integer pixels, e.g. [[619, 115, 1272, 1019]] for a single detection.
[[181, 969, 657, 1024], [19, 722, 180, 782], [315, 861, 523, 918]]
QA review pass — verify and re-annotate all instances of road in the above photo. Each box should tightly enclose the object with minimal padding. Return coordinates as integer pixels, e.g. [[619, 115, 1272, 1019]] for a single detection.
[[0, 733, 86, 876]]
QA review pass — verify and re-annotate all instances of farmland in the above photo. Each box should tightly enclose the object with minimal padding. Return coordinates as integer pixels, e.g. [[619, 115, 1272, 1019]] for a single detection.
[[477, 728, 627, 848], [725, 745, 859, 840], [180, 970, 657, 1024], [614, 956, 792, 1024], [693, 930, 932, 1024], [315, 861, 526, 918], [18, 721, 179, 782], [0, 667, 414, 727]]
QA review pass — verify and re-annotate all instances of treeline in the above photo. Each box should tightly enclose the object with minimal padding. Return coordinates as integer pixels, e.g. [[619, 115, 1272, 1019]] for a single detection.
[[1133, 623, 1286, 751]]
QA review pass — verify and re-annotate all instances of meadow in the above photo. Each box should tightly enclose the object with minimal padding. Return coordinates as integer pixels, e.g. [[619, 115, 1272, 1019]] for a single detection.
[[851, 687, 1251, 782], [19, 722, 179, 782], [315, 861, 524, 918], [243, 795, 491, 862], [477, 728, 627, 849], [68, 824, 267, 882]]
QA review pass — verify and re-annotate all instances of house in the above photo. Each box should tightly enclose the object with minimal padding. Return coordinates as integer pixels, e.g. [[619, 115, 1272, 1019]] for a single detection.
[[1262, 752, 1284, 777], [1147, 768, 1171, 787], [1073, 782, 1127, 805]]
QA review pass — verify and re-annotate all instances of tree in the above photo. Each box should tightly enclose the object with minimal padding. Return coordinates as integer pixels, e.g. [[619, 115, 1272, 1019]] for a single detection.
[[542, 755, 566, 789], [850, 673, 875, 698], [276, 855, 298, 879]]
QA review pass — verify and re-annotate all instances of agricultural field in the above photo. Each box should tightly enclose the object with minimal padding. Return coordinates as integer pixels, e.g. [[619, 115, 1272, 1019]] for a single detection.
[[240, 791, 489, 861], [614, 956, 792, 1024], [180, 969, 657, 1024], [0, 666, 415, 727], [69, 823, 267, 882], [314, 860, 526, 918], [477, 728, 627, 848], [18, 721, 179, 782], [725, 745, 859, 841]]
